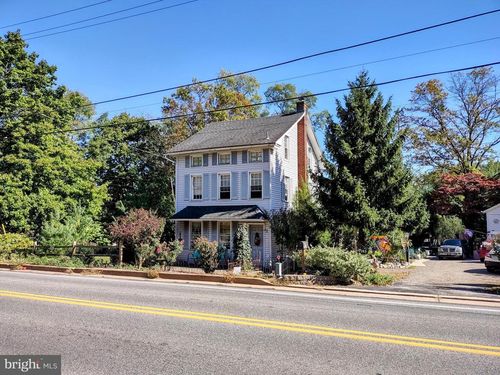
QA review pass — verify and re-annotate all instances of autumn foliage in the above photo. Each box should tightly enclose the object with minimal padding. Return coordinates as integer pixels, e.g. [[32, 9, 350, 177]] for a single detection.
[[431, 173, 500, 228]]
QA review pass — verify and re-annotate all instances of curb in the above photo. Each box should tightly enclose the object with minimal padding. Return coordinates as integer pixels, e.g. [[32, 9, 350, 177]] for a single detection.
[[1, 263, 498, 305], [285, 284, 500, 304], [0, 263, 273, 286]]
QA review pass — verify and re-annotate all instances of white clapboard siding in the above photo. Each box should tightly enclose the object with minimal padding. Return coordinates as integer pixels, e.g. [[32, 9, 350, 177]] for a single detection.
[[175, 150, 272, 212]]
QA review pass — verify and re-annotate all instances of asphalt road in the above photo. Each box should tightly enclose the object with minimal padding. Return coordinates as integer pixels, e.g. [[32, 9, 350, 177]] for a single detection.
[[1, 270, 499, 375]]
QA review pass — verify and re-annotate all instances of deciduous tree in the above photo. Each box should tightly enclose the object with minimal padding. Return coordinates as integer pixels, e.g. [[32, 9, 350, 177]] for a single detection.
[[405, 67, 499, 173]]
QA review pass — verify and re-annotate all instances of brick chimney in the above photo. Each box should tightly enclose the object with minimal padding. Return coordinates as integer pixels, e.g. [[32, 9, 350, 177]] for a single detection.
[[296, 100, 308, 187]]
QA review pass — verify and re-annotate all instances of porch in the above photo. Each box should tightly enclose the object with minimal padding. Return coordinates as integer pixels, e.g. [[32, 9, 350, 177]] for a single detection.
[[171, 205, 272, 271]]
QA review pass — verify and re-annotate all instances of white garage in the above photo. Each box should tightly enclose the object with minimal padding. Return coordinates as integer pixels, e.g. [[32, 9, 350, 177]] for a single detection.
[[484, 203, 500, 234]]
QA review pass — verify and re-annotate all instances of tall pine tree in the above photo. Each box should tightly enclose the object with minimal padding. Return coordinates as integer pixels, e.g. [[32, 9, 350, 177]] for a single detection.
[[317, 72, 428, 246]]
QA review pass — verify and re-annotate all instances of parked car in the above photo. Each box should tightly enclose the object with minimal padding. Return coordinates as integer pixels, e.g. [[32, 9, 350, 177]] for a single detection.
[[478, 241, 493, 263], [484, 244, 500, 273], [437, 239, 467, 260], [420, 239, 439, 256]]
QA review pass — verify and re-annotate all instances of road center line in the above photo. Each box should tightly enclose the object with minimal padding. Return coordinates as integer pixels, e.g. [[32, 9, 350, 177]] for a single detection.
[[1, 289, 499, 357]]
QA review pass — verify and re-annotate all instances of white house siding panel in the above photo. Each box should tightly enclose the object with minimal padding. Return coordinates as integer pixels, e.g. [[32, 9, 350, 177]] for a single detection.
[[175, 151, 272, 213], [486, 205, 500, 233], [271, 123, 299, 211]]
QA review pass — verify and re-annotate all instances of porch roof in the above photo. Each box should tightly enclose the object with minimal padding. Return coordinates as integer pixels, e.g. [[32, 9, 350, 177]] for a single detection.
[[171, 205, 267, 221]]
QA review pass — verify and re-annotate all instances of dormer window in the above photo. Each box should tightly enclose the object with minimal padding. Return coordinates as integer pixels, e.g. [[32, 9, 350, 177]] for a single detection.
[[249, 150, 263, 163], [218, 152, 231, 165], [191, 155, 202, 167], [284, 135, 290, 160]]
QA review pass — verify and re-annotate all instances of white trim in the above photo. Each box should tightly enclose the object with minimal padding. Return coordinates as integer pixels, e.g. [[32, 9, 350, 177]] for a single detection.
[[217, 152, 231, 165], [190, 154, 203, 168], [168, 143, 277, 156], [248, 170, 264, 200], [190, 174, 203, 200], [172, 218, 267, 222], [189, 221, 203, 245], [217, 172, 231, 200], [248, 148, 264, 163], [217, 221, 232, 251]]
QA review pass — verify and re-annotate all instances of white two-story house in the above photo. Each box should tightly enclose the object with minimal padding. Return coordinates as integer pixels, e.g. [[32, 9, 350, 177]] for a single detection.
[[167, 101, 322, 269]]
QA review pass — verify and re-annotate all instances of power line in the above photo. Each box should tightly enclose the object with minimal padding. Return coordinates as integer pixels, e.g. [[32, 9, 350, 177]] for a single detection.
[[0, 0, 112, 29], [262, 37, 500, 85], [25, 0, 200, 40], [24, 0, 166, 36], [78, 8, 500, 108], [47, 61, 499, 135], [96, 36, 500, 115]]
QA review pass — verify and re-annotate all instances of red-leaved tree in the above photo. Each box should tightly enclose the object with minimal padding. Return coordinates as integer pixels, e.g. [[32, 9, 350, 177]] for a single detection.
[[109, 208, 165, 267], [431, 172, 500, 229]]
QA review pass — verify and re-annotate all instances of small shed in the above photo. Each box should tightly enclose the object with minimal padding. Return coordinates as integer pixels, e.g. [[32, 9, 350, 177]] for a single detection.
[[483, 203, 500, 234]]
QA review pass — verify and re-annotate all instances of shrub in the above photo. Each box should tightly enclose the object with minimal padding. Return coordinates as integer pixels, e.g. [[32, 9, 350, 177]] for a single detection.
[[7, 254, 85, 268], [109, 208, 165, 268], [363, 272, 394, 286], [302, 247, 372, 284], [154, 239, 183, 269], [40, 205, 105, 247], [0, 233, 33, 255], [233, 224, 252, 270], [193, 237, 218, 273], [146, 269, 160, 279]]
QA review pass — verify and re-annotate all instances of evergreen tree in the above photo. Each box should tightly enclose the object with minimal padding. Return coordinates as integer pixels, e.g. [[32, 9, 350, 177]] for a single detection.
[[317, 72, 428, 247], [233, 224, 252, 270], [0, 32, 107, 235]]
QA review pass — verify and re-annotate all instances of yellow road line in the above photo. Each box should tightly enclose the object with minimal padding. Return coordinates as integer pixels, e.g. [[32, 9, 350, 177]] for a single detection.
[[1, 290, 499, 357]]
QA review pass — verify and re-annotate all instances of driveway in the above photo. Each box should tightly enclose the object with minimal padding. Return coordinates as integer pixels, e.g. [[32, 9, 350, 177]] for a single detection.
[[390, 257, 500, 297]]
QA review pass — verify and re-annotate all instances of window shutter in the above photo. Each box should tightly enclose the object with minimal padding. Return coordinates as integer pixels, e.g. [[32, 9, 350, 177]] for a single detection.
[[241, 171, 248, 199], [203, 154, 209, 166], [263, 170, 270, 199], [184, 175, 190, 201], [263, 149, 269, 162], [185, 155, 190, 168], [231, 151, 238, 164], [242, 151, 248, 163], [212, 153, 218, 166], [211, 173, 217, 200], [281, 179, 285, 202], [203, 173, 209, 200], [231, 172, 238, 200]]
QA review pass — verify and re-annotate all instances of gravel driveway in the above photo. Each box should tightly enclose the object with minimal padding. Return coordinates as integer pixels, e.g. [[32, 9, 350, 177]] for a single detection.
[[390, 257, 500, 297]]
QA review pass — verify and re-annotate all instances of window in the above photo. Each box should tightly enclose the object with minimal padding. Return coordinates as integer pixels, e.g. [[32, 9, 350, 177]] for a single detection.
[[250, 172, 262, 199], [191, 155, 202, 167], [191, 222, 201, 243], [249, 150, 263, 163], [219, 174, 230, 200], [219, 222, 231, 249], [283, 176, 290, 202], [218, 153, 231, 165], [284, 135, 290, 160], [192, 175, 202, 200]]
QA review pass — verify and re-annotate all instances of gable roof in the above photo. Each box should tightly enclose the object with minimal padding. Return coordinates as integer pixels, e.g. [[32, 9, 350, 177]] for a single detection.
[[166, 112, 304, 154]]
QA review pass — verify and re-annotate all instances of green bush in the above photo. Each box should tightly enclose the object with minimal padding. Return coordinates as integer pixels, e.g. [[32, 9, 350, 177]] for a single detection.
[[0, 233, 33, 255], [363, 272, 394, 286], [154, 239, 184, 269], [193, 237, 218, 273], [302, 247, 373, 284], [8, 254, 85, 268]]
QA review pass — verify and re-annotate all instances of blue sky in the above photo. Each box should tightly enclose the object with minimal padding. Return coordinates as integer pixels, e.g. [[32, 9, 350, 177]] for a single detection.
[[1, 0, 499, 146]]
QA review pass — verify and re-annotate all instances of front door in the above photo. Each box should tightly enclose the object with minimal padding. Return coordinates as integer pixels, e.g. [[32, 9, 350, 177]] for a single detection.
[[248, 225, 264, 267]]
